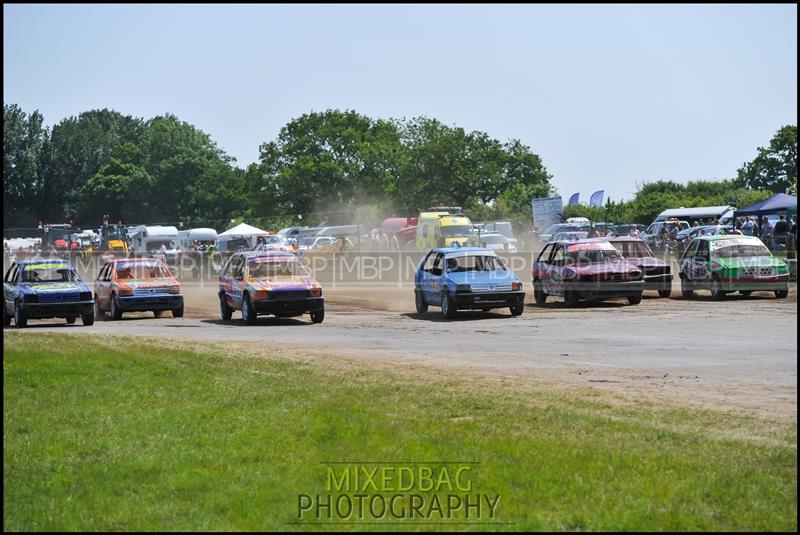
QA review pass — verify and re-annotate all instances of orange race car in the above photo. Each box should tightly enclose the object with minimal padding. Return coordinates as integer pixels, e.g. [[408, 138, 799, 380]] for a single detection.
[[94, 257, 183, 320]]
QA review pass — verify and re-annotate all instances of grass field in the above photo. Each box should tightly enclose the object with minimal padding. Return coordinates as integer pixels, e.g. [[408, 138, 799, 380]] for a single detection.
[[3, 333, 796, 531]]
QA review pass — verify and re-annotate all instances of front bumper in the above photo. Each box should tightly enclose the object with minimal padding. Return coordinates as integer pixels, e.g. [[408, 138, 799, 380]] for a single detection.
[[453, 291, 525, 309], [253, 296, 324, 315], [20, 300, 94, 319], [117, 295, 183, 311], [643, 273, 673, 290], [720, 275, 789, 292], [569, 279, 645, 299]]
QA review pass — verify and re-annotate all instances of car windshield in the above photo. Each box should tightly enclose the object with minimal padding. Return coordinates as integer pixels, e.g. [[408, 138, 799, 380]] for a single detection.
[[445, 254, 506, 272], [566, 248, 624, 264], [116, 262, 172, 279], [612, 241, 652, 257], [221, 238, 249, 251], [21, 264, 79, 282], [711, 243, 771, 258], [248, 259, 309, 278], [479, 235, 506, 244], [543, 224, 564, 235], [440, 225, 473, 238]]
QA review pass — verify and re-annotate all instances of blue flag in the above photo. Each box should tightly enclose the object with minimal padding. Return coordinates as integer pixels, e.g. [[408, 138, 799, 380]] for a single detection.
[[589, 190, 604, 207], [568, 192, 580, 205]]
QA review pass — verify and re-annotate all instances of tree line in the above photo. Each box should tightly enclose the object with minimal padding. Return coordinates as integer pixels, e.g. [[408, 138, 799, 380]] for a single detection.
[[3, 103, 795, 231]]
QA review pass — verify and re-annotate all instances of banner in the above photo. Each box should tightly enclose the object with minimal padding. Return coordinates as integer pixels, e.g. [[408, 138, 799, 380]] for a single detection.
[[568, 192, 580, 205], [589, 190, 604, 207], [531, 196, 563, 232]]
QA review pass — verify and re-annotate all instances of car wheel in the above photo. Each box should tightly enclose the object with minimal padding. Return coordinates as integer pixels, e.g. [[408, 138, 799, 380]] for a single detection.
[[414, 288, 428, 314], [219, 294, 233, 321], [14, 302, 27, 329], [82, 311, 94, 326], [94, 299, 105, 320], [242, 294, 256, 325], [627, 292, 643, 305], [657, 287, 672, 298], [710, 275, 725, 300], [680, 277, 694, 298], [510, 302, 524, 316], [441, 290, 457, 319], [533, 279, 547, 305], [110, 294, 123, 320], [740, 290, 752, 296], [172, 304, 184, 318], [564, 289, 579, 307], [311, 307, 325, 324], [154, 310, 163, 318], [3, 304, 10, 326], [66, 316, 76, 324], [775, 289, 788, 299]]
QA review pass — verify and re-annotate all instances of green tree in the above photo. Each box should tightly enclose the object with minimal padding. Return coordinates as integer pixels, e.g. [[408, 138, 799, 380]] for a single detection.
[[3, 104, 48, 227], [736, 125, 797, 194]]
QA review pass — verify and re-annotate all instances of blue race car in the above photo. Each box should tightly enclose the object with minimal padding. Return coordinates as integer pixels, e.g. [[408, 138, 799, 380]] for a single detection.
[[414, 246, 525, 318], [3, 259, 95, 328]]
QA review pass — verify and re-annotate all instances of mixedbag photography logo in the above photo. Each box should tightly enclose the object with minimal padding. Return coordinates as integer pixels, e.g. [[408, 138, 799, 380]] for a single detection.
[[294, 461, 504, 525]]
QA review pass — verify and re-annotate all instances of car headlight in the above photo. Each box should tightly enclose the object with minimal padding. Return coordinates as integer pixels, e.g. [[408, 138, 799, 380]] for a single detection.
[[169, 285, 181, 294], [456, 284, 471, 293], [79, 292, 92, 301], [511, 282, 522, 291], [23, 294, 39, 303], [255, 289, 270, 300], [309, 287, 322, 297], [117, 286, 133, 296]]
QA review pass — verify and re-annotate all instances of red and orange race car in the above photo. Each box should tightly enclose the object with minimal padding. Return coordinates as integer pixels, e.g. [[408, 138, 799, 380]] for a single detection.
[[94, 257, 183, 320]]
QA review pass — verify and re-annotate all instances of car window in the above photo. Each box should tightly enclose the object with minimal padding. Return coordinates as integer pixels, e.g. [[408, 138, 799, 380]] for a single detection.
[[537, 244, 554, 263], [421, 252, 437, 272], [695, 241, 709, 260], [552, 246, 565, 265], [430, 253, 444, 276], [5, 264, 19, 283]]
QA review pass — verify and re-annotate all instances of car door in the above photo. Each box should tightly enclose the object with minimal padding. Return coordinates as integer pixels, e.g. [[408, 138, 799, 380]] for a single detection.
[[228, 255, 246, 310], [94, 263, 111, 310], [416, 251, 434, 295], [533, 244, 553, 285], [424, 253, 444, 303], [691, 240, 712, 286], [219, 254, 239, 309], [4, 263, 20, 314], [546, 246, 566, 296]]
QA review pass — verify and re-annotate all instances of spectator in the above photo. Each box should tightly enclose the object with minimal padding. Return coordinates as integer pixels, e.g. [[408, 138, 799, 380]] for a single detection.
[[692, 220, 700, 227], [773, 215, 788, 236], [587, 224, 599, 238]]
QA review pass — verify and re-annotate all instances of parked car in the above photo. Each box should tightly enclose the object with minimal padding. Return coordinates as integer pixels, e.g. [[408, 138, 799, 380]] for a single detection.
[[553, 231, 589, 242], [678, 235, 789, 299], [414, 246, 525, 318], [532, 240, 644, 306], [602, 236, 672, 297], [474, 232, 517, 253], [641, 219, 690, 249], [298, 236, 339, 251], [612, 224, 647, 237], [94, 257, 183, 320], [3, 258, 94, 328], [218, 251, 324, 324]]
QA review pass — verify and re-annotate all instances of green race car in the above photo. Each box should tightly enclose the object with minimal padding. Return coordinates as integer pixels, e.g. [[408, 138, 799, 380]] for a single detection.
[[679, 234, 789, 299]]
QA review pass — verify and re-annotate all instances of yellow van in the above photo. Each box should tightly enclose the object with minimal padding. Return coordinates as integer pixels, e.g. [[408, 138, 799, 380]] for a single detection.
[[416, 212, 474, 250]]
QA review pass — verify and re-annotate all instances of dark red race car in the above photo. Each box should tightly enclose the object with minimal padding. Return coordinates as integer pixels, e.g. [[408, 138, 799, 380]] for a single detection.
[[595, 236, 673, 297], [532, 239, 644, 306]]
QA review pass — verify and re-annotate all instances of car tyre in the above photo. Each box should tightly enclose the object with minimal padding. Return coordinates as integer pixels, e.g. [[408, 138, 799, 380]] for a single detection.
[[680, 277, 694, 298], [657, 287, 672, 298], [533, 279, 547, 305], [219, 295, 233, 321], [414, 288, 428, 314], [172, 304, 184, 318], [564, 289, 579, 307], [775, 289, 788, 299], [710, 275, 725, 300], [510, 302, 524, 316], [94, 299, 105, 320], [242, 294, 256, 325], [82, 311, 94, 326], [311, 307, 325, 324], [628, 292, 643, 305], [3, 305, 11, 326], [110, 294, 123, 320], [66, 316, 76, 324], [14, 302, 27, 329], [154, 310, 163, 318], [740, 290, 752, 296], [441, 290, 457, 319]]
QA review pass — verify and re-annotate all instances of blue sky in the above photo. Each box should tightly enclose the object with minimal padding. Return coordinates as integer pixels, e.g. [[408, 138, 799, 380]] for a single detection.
[[3, 4, 797, 202]]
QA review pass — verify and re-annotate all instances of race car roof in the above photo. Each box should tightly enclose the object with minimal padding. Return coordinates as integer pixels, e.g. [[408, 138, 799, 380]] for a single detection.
[[431, 246, 496, 255]]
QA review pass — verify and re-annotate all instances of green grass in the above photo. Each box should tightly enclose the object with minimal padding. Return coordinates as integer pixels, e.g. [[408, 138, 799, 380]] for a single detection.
[[3, 333, 796, 531]]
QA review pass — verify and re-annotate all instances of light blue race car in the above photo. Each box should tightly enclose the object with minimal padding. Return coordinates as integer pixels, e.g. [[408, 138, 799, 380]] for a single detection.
[[414, 246, 525, 319]]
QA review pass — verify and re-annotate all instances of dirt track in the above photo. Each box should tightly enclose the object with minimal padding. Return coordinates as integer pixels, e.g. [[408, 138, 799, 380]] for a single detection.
[[6, 283, 797, 420]]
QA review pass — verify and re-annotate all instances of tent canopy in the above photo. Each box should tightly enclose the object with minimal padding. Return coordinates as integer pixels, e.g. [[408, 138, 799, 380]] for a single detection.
[[735, 193, 797, 217], [219, 223, 267, 236]]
